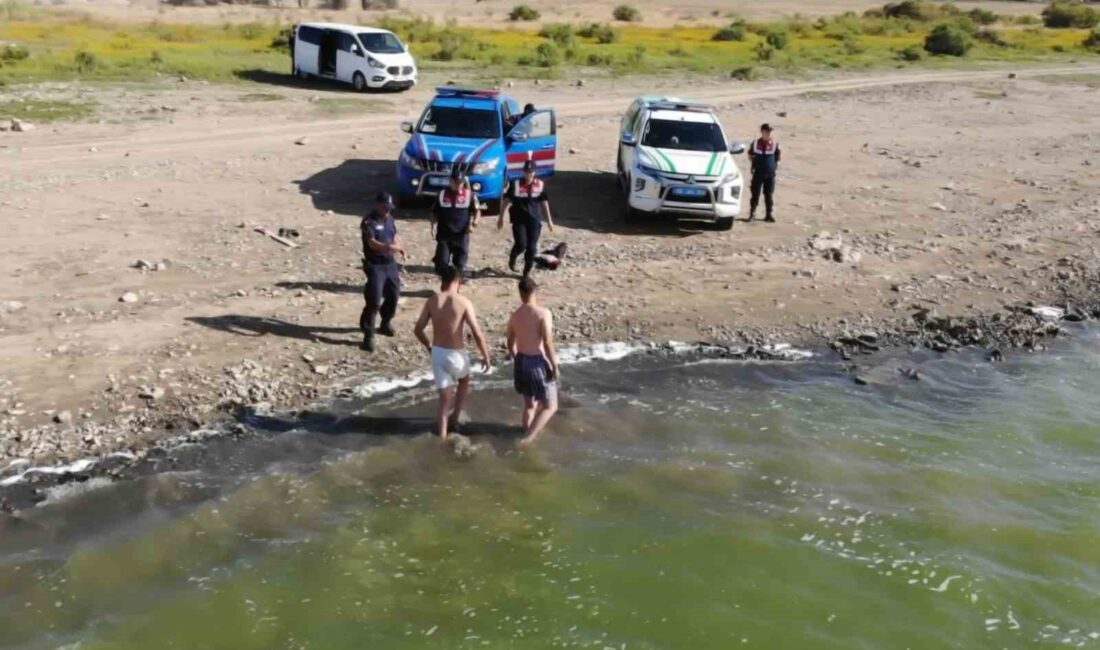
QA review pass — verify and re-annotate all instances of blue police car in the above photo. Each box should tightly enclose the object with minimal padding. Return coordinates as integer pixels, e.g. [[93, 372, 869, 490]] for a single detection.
[[396, 87, 558, 214]]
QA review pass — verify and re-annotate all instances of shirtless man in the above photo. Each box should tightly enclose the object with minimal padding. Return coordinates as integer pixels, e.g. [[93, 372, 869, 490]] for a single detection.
[[506, 277, 560, 446], [413, 265, 492, 440]]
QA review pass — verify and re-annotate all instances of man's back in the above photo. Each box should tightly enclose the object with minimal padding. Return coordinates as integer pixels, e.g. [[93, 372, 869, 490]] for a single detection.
[[428, 292, 470, 349], [510, 304, 550, 356]]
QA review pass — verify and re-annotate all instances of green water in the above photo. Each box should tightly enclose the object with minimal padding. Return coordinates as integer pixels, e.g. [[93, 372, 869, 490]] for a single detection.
[[1, 334, 1098, 649]]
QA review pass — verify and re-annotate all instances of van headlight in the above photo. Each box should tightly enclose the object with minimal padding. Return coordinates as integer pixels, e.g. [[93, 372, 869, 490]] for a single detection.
[[367, 56, 385, 70], [469, 158, 499, 175], [400, 150, 423, 170]]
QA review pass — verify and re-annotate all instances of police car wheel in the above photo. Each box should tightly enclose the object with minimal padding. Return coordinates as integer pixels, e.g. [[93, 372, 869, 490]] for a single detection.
[[624, 205, 645, 223], [483, 199, 503, 217], [716, 216, 734, 231], [353, 73, 368, 92]]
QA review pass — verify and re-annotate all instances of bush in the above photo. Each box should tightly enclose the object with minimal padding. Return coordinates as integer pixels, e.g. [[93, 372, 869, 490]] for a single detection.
[[967, 8, 999, 26], [883, 0, 932, 20], [539, 23, 575, 47], [713, 24, 746, 41], [765, 28, 790, 50], [896, 44, 924, 60], [1042, 0, 1098, 28], [1085, 26, 1100, 50], [73, 50, 99, 72], [613, 4, 642, 22], [755, 41, 775, 61], [535, 41, 560, 67], [0, 44, 30, 64], [729, 65, 756, 80], [270, 25, 293, 51], [431, 31, 468, 61], [627, 45, 646, 64], [975, 27, 1008, 46], [586, 52, 613, 66], [577, 22, 619, 43], [841, 35, 867, 54], [924, 21, 972, 55], [1014, 15, 1041, 26], [150, 49, 164, 64], [509, 4, 540, 21]]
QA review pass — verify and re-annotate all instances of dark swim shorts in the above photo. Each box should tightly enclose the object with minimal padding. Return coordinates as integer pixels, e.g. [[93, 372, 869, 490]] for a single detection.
[[513, 353, 558, 403]]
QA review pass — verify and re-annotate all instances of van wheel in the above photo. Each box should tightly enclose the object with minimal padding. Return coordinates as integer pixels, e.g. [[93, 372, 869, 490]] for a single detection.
[[353, 72, 368, 92], [716, 216, 734, 231], [295, 66, 309, 80]]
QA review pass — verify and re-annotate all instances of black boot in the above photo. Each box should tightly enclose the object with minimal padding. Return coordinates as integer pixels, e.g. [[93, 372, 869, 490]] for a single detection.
[[764, 213, 775, 223], [748, 207, 756, 222], [508, 253, 518, 273], [360, 330, 374, 352], [377, 321, 395, 337]]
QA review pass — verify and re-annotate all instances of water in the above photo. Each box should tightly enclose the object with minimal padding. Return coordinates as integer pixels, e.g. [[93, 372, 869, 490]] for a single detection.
[[2, 330, 1098, 650]]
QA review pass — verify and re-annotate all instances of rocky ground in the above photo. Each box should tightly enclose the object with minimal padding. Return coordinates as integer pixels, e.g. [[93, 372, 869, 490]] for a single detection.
[[2, 66, 1099, 497]]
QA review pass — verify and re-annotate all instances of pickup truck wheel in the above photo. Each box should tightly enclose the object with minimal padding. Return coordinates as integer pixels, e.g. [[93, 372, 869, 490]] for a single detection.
[[716, 216, 734, 231]]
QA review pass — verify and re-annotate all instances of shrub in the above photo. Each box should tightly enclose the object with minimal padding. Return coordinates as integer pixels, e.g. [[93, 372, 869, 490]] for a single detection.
[[509, 4, 540, 21], [1014, 15, 1041, 26], [73, 50, 99, 72], [924, 21, 972, 55], [379, 16, 436, 43], [270, 25, 293, 51], [431, 31, 467, 61], [578, 22, 619, 43], [967, 8, 999, 25], [586, 52, 613, 66], [613, 4, 642, 22], [1042, 0, 1098, 28], [1086, 25, 1100, 50], [841, 35, 867, 54], [729, 65, 756, 80], [883, 0, 931, 20], [539, 23, 575, 47], [975, 27, 1008, 46], [535, 41, 560, 67], [0, 44, 30, 64], [897, 43, 924, 60], [627, 45, 646, 64], [755, 41, 775, 61], [150, 49, 164, 64], [238, 22, 264, 39], [713, 24, 746, 41], [765, 28, 790, 49]]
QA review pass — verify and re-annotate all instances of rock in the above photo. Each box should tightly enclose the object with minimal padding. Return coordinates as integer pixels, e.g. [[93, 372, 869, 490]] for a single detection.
[[794, 269, 817, 278], [132, 259, 155, 271], [575, 79, 585, 87], [311, 364, 330, 376], [11, 119, 34, 132], [810, 231, 843, 252], [1008, 72, 1017, 79], [568, 147, 579, 155], [294, 137, 309, 146], [930, 202, 948, 212], [988, 349, 1004, 363], [449, 433, 480, 459], [1030, 306, 1065, 321], [776, 111, 787, 118], [54, 410, 73, 425], [853, 375, 870, 386], [0, 300, 26, 314], [506, 80, 515, 88], [119, 292, 139, 303], [138, 386, 165, 400]]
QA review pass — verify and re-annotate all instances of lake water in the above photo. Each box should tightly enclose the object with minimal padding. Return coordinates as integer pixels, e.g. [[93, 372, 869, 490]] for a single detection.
[[1, 329, 1098, 650]]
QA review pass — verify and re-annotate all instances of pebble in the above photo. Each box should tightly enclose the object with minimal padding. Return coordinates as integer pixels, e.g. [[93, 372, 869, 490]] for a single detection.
[[119, 292, 139, 303]]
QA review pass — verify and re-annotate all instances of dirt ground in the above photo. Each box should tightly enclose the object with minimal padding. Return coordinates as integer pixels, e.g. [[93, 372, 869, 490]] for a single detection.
[[41, 0, 1049, 26], [2, 63, 1100, 463]]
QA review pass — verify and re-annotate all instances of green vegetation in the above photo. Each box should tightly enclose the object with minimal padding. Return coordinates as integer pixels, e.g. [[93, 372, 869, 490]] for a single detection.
[[1042, 0, 1098, 28], [1086, 26, 1100, 51], [311, 96, 391, 114], [612, 5, 642, 23], [0, 2, 1096, 89], [0, 98, 96, 121], [508, 4, 540, 22], [925, 22, 973, 55]]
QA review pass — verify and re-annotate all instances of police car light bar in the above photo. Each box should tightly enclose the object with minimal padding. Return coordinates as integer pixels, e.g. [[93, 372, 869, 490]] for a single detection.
[[434, 87, 501, 98], [647, 99, 716, 113]]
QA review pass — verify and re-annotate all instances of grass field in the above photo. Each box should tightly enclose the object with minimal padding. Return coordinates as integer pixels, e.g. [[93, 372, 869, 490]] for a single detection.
[[0, 0, 1096, 90]]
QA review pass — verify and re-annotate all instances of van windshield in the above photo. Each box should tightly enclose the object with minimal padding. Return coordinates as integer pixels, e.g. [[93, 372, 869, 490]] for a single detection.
[[358, 32, 404, 54], [642, 119, 727, 152], [418, 106, 499, 139]]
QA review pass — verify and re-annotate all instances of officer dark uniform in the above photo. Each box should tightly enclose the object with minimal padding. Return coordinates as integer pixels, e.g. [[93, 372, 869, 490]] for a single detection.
[[432, 167, 479, 276], [748, 123, 782, 223], [500, 160, 554, 277], [360, 191, 404, 352]]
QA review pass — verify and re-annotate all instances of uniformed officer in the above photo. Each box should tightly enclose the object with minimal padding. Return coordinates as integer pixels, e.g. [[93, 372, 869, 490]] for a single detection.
[[747, 123, 782, 223], [432, 166, 479, 277], [360, 191, 406, 353], [498, 160, 555, 277]]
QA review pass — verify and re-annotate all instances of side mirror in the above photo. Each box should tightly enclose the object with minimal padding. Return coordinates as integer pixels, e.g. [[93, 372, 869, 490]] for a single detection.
[[730, 142, 745, 154], [400, 121, 413, 134], [621, 132, 636, 146], [510, 131, 529, 143], [351, 44, 363, 57]]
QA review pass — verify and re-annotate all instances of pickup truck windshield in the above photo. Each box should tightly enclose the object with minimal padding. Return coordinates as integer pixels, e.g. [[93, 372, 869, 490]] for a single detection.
[[418, 106, 499, 139], [642, 119, 726, 152], [358, 32, 404, 54]]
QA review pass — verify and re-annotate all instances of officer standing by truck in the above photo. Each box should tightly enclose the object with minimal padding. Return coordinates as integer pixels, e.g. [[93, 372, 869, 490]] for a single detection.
[[360, 191, 406, 353], [747, 123, 781, 223], [498, 160, 555, 277], [432, 166, 480, 277]]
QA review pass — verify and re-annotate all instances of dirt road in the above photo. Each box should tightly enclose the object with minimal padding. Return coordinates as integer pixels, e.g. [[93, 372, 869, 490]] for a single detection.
[[2, 64, 1099, 463]]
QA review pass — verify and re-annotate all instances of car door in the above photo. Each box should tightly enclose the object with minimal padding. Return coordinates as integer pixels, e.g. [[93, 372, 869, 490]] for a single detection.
[[505, 109, 557, 180], [619, 100, 642, 177], [335, 31, 359, 83], [295, 25, 320, 75]]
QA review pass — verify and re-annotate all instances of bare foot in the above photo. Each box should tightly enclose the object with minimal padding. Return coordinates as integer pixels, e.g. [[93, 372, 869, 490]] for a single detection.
[[517, 435, 537, 448]]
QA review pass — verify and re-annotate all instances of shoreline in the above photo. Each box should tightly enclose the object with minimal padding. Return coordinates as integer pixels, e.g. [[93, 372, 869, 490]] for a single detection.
[[3, 274, 1097, 513]]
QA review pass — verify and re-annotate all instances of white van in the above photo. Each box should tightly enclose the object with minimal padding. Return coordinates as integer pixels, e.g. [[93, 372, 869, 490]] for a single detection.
[[291, 22, 417, 92]]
